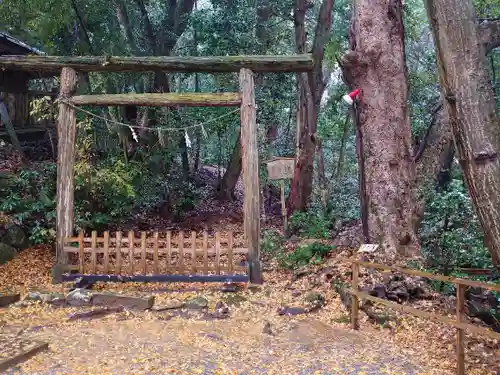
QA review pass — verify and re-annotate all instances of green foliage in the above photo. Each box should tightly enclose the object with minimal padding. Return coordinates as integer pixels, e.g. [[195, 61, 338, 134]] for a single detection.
[[289, 211, 331, 239], [261, 229, 285, 257], [280, 242, 335, 270], [0, 163, 57, 244], [419, 179, 493, 275]]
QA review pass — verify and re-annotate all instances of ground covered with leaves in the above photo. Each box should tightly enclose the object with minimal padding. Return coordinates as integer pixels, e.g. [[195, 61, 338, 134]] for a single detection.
[[0, 247, 499, 375]]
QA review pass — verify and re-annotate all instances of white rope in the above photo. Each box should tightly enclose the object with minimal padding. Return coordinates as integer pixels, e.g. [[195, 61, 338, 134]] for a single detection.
[[58, 98, 240, 133]]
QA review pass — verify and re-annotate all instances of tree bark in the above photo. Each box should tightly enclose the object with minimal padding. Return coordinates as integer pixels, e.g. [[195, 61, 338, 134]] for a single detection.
[[316, 137, 327, 209], [425, 0, 500, 268], [56, 68, 78, 264], [0, 55, 314, 73], [288, 0, 334, 214], [334, 115, 350, 181], [341, 0, 419, 258], [115, 0, 140, 55], [240, 68, 262, 284], [217, 133, 242, 200]]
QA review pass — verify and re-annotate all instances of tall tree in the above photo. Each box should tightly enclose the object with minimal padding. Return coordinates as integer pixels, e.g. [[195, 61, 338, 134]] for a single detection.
[[341, 0, 419, 258], [287, 0, 335, 214], [425, 0, 500, 268]]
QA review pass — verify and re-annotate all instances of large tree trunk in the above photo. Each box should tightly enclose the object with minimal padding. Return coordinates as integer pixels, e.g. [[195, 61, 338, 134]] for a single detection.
[[217, 134, 242, 200], [425, 0, 500, 268], [415, 19, 500, 192], [288, 0, 334, 214], [341, 0, 419, 258]]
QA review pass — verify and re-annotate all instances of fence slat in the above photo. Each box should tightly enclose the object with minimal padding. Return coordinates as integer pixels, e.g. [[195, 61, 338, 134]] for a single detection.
[[78, 231, 84, 273], [141, 232, 147, 274], [456, 284, 466, 375], [166, 231, 172, 272], [128, 231, 134, 275], [103, 231, 110, 273], [178, 231, 184, 274], [64, 230, 249, 277], [215, 231, 221, 275], [203, 231, 209, 275], [191, 231, 197, 274], [153, 232, 159, 274], [228, 231, 234, 273], [91, 231, 97, 273], [63, 245, 248, 255], [351, 262, 360, 330], [115, 232, 122, 274]]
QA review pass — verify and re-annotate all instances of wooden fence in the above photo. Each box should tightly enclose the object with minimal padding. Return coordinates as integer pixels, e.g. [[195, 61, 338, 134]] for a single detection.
[[64, 230, 248, 276], [348, 259, 500, 375]]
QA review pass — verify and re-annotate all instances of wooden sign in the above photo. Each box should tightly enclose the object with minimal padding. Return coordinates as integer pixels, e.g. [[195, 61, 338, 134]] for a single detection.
[[357, 244, 379, 254], [266, 157, 295, 180]]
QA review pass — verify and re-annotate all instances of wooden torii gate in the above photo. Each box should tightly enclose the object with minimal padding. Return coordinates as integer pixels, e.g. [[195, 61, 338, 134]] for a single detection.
[[0, 54, 314, 283]]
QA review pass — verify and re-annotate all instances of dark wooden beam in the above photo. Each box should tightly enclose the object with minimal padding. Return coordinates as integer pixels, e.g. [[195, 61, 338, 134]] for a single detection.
[[69, 93, 241, 106], [0, 55, 314, 73]]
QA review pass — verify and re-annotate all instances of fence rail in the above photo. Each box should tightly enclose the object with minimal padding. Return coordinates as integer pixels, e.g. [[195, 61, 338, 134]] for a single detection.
[[64, 230, 247, 276], [348, 256, 500, 375]]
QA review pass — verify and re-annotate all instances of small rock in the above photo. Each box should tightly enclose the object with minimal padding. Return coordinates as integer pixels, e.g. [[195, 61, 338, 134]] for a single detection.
[[371, 285, 387, 299], [222, 294, 247, 306], [262, 321, 274, 335], [66, 288, 93, 307], [3, 225, 29, 250], [25, 291, 44, 302], [214, 301, 229, 316], [11, 300, 30, 308], [41, 293, 65, 304], [319, 266, 336, 280], [291, 290, 302, 297], [152, 300, 184, 311], [92, 293, 154, 310], [292, 267, 312, 282], [304, 292, 325, 311], [221, 283, 239, 293], [278, 306, 306, 316], [0, 293, 20, 307], [48, 297, 67, 307], [0, 243, 17, 264], [184, 296, 208, 310]]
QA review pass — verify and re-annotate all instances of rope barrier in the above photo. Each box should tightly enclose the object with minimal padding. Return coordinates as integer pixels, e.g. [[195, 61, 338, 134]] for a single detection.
[[57, 98, 240, 133]]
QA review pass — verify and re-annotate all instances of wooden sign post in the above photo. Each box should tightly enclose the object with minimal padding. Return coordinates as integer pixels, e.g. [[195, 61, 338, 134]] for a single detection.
[[265, 157, 295, 231]]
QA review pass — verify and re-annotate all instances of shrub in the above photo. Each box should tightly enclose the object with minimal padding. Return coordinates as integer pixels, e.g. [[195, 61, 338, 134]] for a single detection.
[[419, 179, 494, 275], [280, 242, 335, 269], [288, 211, 331, 239]]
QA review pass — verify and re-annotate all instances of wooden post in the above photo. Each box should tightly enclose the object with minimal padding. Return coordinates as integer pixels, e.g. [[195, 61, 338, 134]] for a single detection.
[[240, 68, 262, 284], [280, 180, 287, 231], [55, 67, 78, 264], [456, 284, 466, 375], [351, 262, 360, 330]]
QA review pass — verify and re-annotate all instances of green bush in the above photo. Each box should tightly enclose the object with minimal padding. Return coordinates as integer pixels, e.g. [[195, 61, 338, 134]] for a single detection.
[[261, 229, 284, 256], [280, 242, 335, 269], [0, 163, 57, 244], [419, 179, 494, 275], [288, 211, 331, 239]]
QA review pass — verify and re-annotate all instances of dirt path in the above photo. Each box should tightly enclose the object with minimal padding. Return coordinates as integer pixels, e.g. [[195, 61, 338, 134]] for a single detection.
[[6, 316, 429, 375], [0, 282, 442, 375]]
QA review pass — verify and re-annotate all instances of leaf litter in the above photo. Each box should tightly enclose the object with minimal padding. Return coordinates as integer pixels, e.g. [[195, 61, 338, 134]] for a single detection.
[[0, 246, 498, 375]]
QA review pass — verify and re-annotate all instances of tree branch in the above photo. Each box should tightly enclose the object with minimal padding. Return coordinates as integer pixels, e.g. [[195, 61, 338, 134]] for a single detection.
[[115, 0, 139, 55], [134, 0, 157, 54]]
